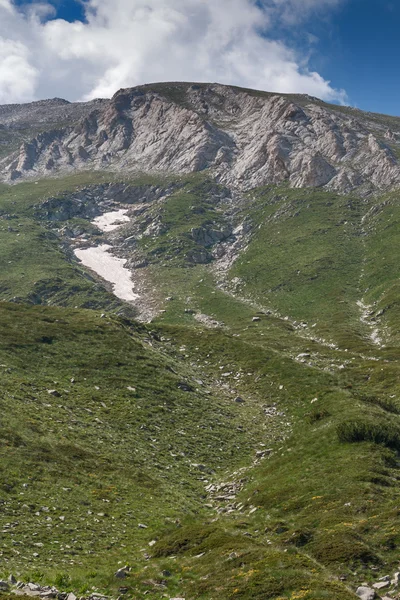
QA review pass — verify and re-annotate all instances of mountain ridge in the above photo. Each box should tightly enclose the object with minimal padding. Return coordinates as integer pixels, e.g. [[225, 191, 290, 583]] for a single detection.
[[1, 82, 400, 195]]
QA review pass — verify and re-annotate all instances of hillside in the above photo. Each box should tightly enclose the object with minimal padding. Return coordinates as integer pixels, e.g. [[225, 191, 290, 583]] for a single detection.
[[1, 84, 400, 600]]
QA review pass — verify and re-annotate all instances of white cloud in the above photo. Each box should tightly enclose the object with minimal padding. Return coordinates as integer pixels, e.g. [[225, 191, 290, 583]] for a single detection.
[[0, 38, 38, 103], [0, 0, 347, 104]]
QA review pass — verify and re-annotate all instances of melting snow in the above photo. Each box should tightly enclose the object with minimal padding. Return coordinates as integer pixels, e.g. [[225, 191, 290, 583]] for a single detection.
[[74, 244, 139, 302], [93, 209, 130, 232]]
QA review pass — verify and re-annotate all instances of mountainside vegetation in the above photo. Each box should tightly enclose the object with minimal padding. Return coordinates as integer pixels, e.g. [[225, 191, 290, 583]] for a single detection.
[[1, 84, 400, 600]]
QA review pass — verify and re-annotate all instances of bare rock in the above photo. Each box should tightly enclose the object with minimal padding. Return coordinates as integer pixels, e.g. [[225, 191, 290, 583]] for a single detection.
[[115, 567, 130, 579], [356, 587, 376, 600], [373, 581, 390, 591], [1, 83, 400, 196]]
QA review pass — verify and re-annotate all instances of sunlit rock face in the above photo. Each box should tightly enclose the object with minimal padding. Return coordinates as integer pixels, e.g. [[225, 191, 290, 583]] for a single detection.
[[1, 82, 400, 195]]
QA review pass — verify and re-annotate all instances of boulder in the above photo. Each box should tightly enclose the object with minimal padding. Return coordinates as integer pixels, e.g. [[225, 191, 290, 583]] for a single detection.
[[356, 587, 375, 600], [114, 567, 129, 579]]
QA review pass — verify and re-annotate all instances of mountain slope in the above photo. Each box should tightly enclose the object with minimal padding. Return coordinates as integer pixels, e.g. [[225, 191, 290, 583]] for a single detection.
[[1, 84, 400, 600], [1, 83, 400, 195]]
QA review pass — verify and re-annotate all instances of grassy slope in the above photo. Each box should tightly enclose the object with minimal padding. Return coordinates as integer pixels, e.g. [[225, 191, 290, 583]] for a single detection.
[[228, 186, 367, 348], [0, 301, 273, 596], [1, 175, 400, 599]]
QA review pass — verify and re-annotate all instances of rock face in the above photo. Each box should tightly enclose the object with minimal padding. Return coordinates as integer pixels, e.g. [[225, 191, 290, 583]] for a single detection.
[[1, 82, 400, 195]]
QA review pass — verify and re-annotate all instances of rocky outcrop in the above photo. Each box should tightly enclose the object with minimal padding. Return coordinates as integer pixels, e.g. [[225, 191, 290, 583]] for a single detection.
[[191, 224, 233, 247], [1, 83, 400, 195], [34, 182, 175, 222]]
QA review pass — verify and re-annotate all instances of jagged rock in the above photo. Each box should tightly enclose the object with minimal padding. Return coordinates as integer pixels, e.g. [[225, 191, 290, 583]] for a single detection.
[[191, 225, 232, 247], [8, 575, 17, 585], [1, 83, 400, 195], [356, 587, 376, 600], [0, 581, 10, 591], [47, 389, 61, 397]]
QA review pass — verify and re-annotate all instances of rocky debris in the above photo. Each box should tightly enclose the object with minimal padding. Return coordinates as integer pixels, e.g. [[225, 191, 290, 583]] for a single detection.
[[6, 578, 111, 600], [264, 404, 285, 418], [193, 313, 224, 328], [1, 83, 400, 195], [205, 478, 248, 514], [47, 389, 61, 397], [0, 581, 9, 591], [355, 567, 400, 599]]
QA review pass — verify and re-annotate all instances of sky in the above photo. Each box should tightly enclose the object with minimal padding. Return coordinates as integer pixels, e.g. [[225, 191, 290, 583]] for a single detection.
[[0, 0, 399, 116]]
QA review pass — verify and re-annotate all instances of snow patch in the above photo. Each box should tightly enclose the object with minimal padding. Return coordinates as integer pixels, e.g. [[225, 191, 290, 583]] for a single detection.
[[93, 209, 130, 232], [74, 244, 139, 302]]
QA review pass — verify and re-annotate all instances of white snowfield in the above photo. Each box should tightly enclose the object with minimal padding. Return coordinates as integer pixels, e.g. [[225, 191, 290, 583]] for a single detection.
[[93, 209, 130, 232], [74, 244, 139, 302]]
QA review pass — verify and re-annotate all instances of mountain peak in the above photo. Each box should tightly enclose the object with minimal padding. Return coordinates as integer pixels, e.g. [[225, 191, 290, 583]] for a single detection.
[[1, 82, 400, 195]]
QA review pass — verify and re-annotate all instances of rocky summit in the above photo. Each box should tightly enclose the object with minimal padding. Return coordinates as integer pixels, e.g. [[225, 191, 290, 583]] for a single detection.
[[1, 83, 400, 600], [1, 82, 400, 194]]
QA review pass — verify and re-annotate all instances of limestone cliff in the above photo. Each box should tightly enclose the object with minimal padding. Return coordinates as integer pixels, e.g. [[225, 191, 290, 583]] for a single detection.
[[1, 82, 400, 195]]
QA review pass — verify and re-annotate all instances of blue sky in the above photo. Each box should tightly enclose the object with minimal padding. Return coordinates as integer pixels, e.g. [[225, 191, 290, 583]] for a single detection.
[[2, 0, 399, 115], [13, 0, 86, 22], [306, 0, 400, 115]]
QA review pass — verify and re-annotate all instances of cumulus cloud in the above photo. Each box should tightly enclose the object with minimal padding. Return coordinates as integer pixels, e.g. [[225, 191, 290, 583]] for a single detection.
[[0, 0, 347, 104], [0, 38, 38, 103]]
